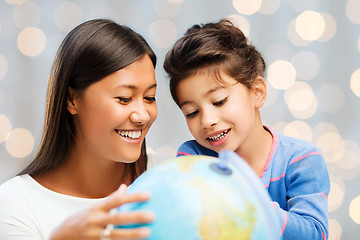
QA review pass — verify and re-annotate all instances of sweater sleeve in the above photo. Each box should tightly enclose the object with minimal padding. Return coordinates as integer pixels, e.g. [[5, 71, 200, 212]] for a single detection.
[[274, 151, 330, 240]]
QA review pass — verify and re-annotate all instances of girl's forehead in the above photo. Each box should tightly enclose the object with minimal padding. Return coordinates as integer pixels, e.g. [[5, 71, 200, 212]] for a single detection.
[[189, 69, 238, 87]]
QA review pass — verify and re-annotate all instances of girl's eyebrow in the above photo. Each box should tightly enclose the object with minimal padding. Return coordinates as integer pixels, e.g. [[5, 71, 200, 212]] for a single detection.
[[179, 86, 222, 108]]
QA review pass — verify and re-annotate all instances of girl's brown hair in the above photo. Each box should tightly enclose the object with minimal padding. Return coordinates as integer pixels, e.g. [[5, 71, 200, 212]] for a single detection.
[[164, 19, 265, 106]]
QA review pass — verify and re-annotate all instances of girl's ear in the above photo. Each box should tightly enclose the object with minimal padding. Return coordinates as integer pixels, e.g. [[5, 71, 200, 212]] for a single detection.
[[67, 87, 78, 115], [252, 76, 267, 108]]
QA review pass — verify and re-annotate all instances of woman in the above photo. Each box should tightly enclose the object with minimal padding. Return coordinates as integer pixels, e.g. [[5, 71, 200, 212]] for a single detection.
[[0, 19, 157, 240]]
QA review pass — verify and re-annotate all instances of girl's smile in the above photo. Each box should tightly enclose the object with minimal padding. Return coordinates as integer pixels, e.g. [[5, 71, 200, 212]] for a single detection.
[[206, 128, 231, 147]]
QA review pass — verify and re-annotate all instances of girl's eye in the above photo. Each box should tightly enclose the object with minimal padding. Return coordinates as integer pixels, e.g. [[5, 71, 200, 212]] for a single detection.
[[213, 97, 228, 106], [186, 110, 199, 119], [118, 97, 131, 103], [144, 96, 156, 102]]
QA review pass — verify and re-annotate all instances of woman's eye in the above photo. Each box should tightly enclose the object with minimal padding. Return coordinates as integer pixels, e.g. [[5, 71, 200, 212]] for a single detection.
[[186, 110, 199, 119], [118, 97, 131, 103], [213, 97, 228, 106], [144, 96, 156, 102]]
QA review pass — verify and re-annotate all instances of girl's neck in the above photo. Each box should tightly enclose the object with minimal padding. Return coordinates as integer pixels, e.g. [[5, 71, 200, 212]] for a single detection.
[[235, 123, 273, 176]]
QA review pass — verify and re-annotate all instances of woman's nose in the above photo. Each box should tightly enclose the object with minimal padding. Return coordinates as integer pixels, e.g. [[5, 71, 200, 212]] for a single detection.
[[130, 101, 151, 125]]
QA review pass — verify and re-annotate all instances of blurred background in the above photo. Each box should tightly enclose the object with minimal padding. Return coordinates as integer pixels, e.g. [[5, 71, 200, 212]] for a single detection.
[[0, 0, 359, 239]]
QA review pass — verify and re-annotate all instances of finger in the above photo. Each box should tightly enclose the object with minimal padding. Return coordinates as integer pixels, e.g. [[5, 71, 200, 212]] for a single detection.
[[109, 227, 151, 240], [97, 191, 151, 212], [117, 184, 128, 195], [106, 211, 155, 226]]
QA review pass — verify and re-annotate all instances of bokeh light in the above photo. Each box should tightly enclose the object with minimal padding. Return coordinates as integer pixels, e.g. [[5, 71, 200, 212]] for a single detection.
[[335, 142, 360, 170], [148, 19, 177, 48], [291, 51, 319, 80], [227, 14, 250, 40], [290, 0, 318, 12], [17, 27, 46, 57], [54, 1, 83, 32], [287, 19, 311, 47], [233, 0, 262, 15], [12, 1, 41, 29], [316, 132, 345, 163], [258, 0, 280, 15], [6, 0, 26, 5], [271, 121, 288, 135], [267, 60, 296, 90], [295, 10, 325, 41], [283, 120, 312, 142], [153, 0, 182, 18], [0, 114, 12, 143], [317, 13, 337, 42], [5, 128, 34, 158], [328, 219, 342, 240], [167, 0, 184, 3], [317, 83, 345, 113], [333, 140, 360, 180], [349, 195, 360, 224], [345, 0, 360, 25], [284, 81, 318, 119], [0, 54, 8, 80], [0, 88, 4, 110], [350, 68, 360, 97], [328, 177, 345, 212]]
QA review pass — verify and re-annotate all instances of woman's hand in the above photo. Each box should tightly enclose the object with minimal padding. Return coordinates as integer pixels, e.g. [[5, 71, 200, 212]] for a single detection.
[[50, 184, 154, 240]]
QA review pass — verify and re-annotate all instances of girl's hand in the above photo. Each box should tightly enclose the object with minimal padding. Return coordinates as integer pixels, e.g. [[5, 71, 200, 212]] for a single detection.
[[50, 184, 154, 240]]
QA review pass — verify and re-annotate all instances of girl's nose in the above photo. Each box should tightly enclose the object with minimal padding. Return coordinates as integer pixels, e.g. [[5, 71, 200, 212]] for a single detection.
[[200, 108, 218, 129]]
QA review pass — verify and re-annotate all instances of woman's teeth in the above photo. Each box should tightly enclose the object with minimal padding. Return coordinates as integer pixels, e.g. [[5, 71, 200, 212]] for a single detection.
[[116, 130, 141, 139], [208, 129, 229, 141]]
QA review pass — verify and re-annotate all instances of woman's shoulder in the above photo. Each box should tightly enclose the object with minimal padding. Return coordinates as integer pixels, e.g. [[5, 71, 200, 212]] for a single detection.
[[0, 175, 29, 197]]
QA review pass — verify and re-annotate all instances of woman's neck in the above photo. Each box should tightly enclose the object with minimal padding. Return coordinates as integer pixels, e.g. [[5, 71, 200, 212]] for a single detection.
[[33, 149, 131, 198]]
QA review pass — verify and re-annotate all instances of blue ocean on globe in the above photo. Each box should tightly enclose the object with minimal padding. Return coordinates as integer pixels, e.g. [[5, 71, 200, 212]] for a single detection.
[[116, 151, 281, 240]]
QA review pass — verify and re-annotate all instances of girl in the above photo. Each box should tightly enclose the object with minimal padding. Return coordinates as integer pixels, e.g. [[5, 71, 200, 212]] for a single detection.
[[0, 19, 157, 240], [163, 19, 330, 240]]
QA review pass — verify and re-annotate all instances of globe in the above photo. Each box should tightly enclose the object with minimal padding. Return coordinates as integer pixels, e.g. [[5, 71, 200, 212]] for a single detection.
[[116, 150, 281, 240]]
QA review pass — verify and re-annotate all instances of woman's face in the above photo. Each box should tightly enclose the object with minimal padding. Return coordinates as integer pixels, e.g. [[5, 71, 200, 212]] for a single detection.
[[69, 55, 157, 163]]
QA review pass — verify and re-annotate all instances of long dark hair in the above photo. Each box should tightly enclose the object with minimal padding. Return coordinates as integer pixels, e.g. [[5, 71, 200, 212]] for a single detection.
[[163, 19, 265, 106], [20, 19, 156, 183]]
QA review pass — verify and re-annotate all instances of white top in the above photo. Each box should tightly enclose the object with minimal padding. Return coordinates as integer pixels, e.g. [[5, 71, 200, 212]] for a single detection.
[[0, 174, 106, 240]]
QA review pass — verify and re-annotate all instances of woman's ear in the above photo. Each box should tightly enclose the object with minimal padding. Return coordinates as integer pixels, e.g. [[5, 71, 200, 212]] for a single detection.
[[67, 87, 78, 115], [252, 76, 267, 108]]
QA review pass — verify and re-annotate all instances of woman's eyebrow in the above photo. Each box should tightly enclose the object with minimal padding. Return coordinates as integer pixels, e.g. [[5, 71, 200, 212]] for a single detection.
[[114, 83, 157, 90]]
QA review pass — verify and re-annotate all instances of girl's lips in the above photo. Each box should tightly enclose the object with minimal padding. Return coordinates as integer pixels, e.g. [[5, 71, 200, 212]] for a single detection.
[[206, 129, 231, 147]]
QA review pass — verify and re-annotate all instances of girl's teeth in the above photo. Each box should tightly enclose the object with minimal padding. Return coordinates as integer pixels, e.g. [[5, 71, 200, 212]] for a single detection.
[[208, 130, 229, 141], [116, 130, 141, 139]]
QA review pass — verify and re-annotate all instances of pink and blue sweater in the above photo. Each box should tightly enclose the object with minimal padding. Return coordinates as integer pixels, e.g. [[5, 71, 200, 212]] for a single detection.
[[176, 127, 329, 240]]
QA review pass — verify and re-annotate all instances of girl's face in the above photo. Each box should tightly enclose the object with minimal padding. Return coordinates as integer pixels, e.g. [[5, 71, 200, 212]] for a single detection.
[[68, 55, 157, 163], [176, 71, 264, 155]]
